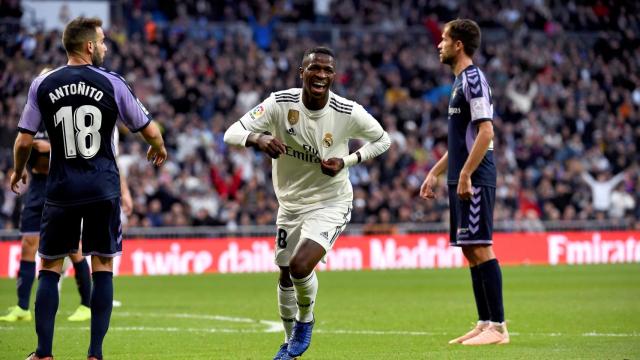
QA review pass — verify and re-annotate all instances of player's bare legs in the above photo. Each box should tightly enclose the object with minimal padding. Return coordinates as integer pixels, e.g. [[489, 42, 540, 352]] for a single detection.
[[21, 235, 39, 262], [289, 239, 325, 279], [462, 244, 495, 266], [286, 239, 325, 357]]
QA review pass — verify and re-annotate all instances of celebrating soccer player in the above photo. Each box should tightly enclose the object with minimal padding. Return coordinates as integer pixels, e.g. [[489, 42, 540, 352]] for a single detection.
[[224, 46, 391, 359], [11, 16, 167, 360], [420, 19, 509, 345]]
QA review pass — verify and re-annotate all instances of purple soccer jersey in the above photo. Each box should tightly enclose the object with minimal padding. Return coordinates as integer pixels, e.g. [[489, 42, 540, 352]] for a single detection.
[[18, 65, 152, 206], [446, 64, 496, 188]]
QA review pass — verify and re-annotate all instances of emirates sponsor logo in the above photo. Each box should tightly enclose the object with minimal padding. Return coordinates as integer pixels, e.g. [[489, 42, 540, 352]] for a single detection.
[[548, 233, 640, 265]]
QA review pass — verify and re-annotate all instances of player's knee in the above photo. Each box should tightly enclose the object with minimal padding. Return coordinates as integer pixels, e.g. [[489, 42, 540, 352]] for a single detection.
[[91, 256, 113, 272], [288, 259, 312, 279], [463, 245, 494, 265], [41, 258, 64, 273]]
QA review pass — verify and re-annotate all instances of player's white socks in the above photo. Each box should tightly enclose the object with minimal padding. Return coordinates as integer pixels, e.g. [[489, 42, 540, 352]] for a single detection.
[[278, 283, 297, 342], [291, 271, 318, 323]]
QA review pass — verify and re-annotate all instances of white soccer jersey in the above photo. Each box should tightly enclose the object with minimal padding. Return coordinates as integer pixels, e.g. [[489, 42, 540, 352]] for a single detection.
[[238, 88, 386, 213]]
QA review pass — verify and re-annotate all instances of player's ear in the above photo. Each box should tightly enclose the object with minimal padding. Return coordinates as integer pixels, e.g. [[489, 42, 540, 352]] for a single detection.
[[299, 67, 304, 79], [455, 40, 463, 52]]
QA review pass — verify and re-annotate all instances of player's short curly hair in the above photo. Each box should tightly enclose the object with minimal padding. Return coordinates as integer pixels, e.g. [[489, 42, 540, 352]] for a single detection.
[[302, 46, 335, 63], [445, 19, 481, 57], [62, 17, 103, 56]]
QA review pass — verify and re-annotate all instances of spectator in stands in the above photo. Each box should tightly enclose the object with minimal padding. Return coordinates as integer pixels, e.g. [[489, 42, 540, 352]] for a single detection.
[[581, 168, 627, 213]]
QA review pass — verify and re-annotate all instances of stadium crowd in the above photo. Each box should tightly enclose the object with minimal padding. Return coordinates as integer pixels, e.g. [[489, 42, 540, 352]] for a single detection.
[[1, 0, 639, 230]]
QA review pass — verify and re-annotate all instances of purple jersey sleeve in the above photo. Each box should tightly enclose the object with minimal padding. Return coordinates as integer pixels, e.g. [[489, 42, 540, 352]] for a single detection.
[[112, 79, 153, 132], [17, 76, 45, 134], [462, 68, 494, 122]]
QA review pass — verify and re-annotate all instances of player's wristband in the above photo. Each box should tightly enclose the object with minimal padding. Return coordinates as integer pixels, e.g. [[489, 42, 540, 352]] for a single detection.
[[342, 152, 359, 167]]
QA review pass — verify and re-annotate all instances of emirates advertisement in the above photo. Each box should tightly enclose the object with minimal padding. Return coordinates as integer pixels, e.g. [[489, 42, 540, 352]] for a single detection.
[[0, 231, 639, 277]]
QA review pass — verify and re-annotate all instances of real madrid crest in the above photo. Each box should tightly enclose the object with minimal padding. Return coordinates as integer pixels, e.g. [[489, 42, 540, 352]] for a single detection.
[[287, 109, 299, 125], [322, 133, 333, 148]]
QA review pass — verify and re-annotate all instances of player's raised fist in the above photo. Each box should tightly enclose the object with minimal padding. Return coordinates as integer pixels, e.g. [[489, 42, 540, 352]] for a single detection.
[[321, 158, 344, 177]]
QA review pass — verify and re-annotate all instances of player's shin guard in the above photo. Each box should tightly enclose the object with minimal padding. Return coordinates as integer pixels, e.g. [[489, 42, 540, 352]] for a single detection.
[[478, 259, 504, 323], [88, 272, 113, 359], [291, 271, 317, 323], [35, 270, 61, 357], [470, 265, 490, 321], [17, 260, 36, 310], [73, 259, 92, 307], [278, 283, 297, 342]]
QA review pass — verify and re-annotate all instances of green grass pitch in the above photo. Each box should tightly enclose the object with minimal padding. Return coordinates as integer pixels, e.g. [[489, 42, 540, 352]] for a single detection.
[[1, 264, 639, 359]]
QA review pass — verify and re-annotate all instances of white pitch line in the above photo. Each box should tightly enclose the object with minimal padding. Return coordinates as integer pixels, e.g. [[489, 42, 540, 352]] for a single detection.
[[0, 325, 264, 334], [582, 332, 640, 337], [3, 312, 639, 338], [1, 325, 638, 338], [315, 329, 444, 336], [113, 311, 282, 332]]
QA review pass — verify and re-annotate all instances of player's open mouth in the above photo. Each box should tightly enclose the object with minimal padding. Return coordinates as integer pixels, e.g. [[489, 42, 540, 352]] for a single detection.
[[311, 81, 327, 92]]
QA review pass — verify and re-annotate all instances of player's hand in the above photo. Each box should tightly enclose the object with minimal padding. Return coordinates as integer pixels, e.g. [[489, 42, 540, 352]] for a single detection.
[[321, 158, 344, 177], [10, 169, 28, 195], [147, 145, 167, 166], [121, 190, 133, 216], [420, 172, 438, 199], [457, 173, 473, 200], [256, 134, 286, 159]]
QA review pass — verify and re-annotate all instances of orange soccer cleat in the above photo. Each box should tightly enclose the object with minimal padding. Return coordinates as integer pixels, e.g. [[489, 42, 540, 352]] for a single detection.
[[448, 321, 490, 344], [462, 322, 510, 345]]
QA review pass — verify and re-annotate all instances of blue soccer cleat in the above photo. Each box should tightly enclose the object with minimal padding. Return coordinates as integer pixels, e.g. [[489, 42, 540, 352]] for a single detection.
[[273, 343, 293, 359], [287, 319, 315, 357]]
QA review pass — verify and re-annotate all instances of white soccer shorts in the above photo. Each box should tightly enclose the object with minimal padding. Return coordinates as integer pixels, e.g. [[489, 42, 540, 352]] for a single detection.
[[274, 204, 352, 267]]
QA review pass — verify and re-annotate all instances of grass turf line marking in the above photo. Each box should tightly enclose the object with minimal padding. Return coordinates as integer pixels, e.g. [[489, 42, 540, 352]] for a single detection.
[[113, 311, 282, 332], [1, 325, 639, 338]]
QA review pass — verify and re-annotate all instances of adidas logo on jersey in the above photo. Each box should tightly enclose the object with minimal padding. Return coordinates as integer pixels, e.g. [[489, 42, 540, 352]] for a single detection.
[[287, 127, 297, 136], [320, 231, 329, 240]]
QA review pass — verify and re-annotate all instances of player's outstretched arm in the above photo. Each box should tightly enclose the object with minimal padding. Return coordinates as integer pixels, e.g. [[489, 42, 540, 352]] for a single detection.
[[420, 152, 448, 200], [140, 121, 167, 166], [11, 132, 34, 194]]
